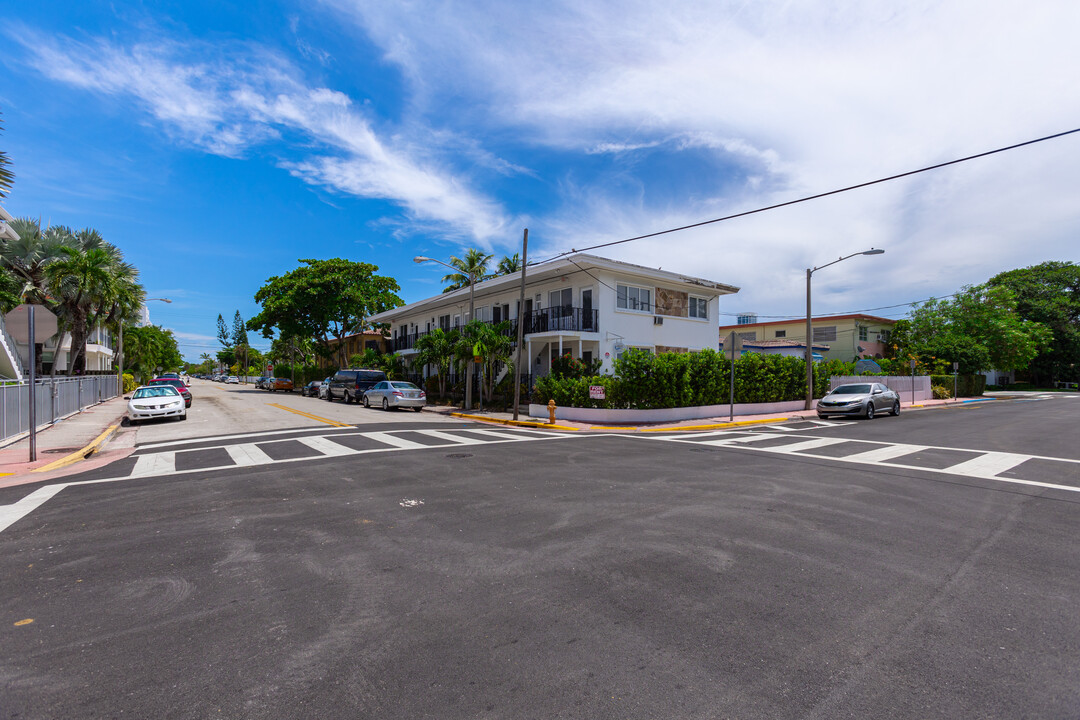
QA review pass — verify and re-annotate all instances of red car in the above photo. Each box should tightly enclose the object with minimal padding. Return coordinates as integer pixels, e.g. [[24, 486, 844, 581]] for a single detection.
[[148, 378, 192, 407]]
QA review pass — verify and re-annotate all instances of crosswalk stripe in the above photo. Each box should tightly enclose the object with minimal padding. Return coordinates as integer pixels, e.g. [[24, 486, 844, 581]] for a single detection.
[[415, 429, 489, 445], [767, 437, 850, 454], [296, 436, 358, 457], [131, 452, 176, 477], [456, 428, 533, 441], [363, 432, 430, 450], [225, 443, 274, 466], [944, 451, 1031, 478], [841, 444, 924, 463], [0, 484, 67, 533]]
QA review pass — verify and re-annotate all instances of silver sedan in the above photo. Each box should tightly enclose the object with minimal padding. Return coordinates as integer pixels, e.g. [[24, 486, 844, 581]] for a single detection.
[[817, 382, 900, 419], [363, 381, 426, 412]]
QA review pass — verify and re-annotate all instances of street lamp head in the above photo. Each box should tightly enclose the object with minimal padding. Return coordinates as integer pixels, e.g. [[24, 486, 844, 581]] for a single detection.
[[862, 248, 885, 256], [413, 256, 432, 263], [146, 297, 172, 303]]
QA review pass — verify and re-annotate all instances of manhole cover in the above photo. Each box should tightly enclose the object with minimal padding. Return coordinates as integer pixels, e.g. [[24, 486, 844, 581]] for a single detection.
[[43, 447, 80, 454], [446, 453, 473, 459]]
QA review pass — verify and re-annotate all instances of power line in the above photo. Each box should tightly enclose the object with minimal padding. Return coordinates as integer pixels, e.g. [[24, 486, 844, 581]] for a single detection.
[[530, 127, 1080, 264]]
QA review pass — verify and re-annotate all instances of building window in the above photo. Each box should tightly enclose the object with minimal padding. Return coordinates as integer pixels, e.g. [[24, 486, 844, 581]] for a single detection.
[[859, 326, 868, 341], [737, 314, 757, 325], [438, 314, 450, 332], [616, 284, 652, 312], [813, 326, 837, 342], [775, 330, 786, 338], [688, 296, 708, 319], [738, 331, 757, 342]]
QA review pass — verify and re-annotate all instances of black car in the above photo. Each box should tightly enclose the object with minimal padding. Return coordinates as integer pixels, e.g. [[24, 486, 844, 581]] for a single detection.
[[326, 368, 387, 404], [300, 379, 324, 397]]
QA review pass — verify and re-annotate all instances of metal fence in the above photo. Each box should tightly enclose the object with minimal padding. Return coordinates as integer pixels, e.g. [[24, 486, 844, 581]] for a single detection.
[[830, 375, 932, 402], [0, 375, 120, 443]]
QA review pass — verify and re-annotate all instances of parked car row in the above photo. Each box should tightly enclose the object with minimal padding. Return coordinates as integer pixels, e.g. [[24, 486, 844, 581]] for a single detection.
[[254, 377, 294, 392], [276, 368, 427, 411], [127, 374, 194, 424]]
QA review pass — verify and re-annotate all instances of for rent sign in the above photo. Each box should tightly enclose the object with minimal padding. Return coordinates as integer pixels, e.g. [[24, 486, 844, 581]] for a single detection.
[[589, 385, 606, 400]]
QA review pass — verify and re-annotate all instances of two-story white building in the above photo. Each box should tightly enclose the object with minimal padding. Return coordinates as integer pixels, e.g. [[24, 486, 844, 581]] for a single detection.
[[368, 253, 739, 381]]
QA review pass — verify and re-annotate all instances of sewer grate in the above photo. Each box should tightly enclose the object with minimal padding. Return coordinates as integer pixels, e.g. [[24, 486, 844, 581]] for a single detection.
[[445, 453, 473, 459], [43, 447, 81, 454]]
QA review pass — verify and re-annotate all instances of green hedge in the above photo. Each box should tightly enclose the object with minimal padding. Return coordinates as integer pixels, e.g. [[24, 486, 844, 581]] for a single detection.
[[533, 350, 862, 409]]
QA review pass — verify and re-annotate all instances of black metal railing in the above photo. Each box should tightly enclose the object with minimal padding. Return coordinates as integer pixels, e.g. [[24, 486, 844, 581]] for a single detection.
[[391, 307, 599, 351]]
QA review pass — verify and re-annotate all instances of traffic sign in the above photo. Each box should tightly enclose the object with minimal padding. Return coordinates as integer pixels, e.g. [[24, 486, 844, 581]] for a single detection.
[[4, 304, 58, 343]]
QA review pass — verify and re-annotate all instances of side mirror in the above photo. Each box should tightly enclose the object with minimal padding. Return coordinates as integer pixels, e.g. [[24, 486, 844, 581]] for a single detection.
[[123, 396, 131, 400]]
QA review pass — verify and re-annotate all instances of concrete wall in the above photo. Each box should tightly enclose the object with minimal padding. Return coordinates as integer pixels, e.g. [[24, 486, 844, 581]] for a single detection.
[[829, 375, 932, 402], [529, 400, 809, 424]]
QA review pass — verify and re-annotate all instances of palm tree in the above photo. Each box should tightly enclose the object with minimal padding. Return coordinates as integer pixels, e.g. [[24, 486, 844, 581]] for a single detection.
[[47, 242, 117, 374], [453, 320, 514, 408], [0, 111, 14, 199], [413, 328, 458, 399], [441, 249, 493, 293], [496, 253, 521, 276]]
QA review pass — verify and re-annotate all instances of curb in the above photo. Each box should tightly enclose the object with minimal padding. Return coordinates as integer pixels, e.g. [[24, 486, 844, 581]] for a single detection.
[[449, 412, 580, 431], [31, 422, 121, 474], [637, 416, 791, 433]]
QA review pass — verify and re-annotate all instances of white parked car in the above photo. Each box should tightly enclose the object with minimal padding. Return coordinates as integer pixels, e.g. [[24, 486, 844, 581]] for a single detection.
[[127, 385, 187, 424], [226, 375, 240, 384]]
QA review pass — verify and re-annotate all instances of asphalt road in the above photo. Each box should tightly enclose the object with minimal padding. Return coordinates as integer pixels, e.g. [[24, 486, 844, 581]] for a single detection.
[[1, 394, 1078, 719]]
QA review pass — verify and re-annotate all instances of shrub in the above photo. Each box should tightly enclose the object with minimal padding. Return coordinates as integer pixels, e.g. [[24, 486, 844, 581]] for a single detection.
[[122, 373, 137, 393], [932, 384, 952, 399]]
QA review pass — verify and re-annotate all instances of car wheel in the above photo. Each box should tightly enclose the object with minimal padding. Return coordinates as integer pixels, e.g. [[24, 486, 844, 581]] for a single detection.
[[413, 406, 423, 413], [180, 412, 188, 421], [817, 414, 829, 420], [325, 391, 333, 401], [382, 398, 389, 411], [865, 403, 875, 419], [891, 400, 900, 416], [363, 395, 370, 408]]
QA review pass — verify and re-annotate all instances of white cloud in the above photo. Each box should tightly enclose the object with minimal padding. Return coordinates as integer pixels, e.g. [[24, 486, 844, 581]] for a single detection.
[[326, 0, 1080, 314], [16, 30, 510, 243]]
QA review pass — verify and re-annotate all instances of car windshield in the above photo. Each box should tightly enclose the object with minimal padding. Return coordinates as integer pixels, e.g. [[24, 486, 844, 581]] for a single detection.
[[832, 384, 872, 395], [133, 387, 179, 398], [150, 379, 185, 388], [390, 382, 418, 389]]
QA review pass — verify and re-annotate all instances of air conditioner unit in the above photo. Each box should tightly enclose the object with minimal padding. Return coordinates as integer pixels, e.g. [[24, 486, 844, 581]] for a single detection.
[[653, 316, 663, 325]]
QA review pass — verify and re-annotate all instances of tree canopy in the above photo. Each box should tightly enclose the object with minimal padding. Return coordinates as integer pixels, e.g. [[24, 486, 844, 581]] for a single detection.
[[248, 258, 401, 368], [987, 261, 1080, 384], [440, 249, 493, 293], [892, 283, 1052, 374]]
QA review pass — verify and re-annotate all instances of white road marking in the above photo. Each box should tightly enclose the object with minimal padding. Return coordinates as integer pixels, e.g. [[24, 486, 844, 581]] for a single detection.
[[767, 437, 850, 454], [137, 425, 352, 452], [944, 451, 1031, 478], [296, 436, 357, 457], [841, 444, 925, 463], [414, 429, 488, 445], [130, 452, 176, 477], [363, 432, 431, 450], [0, 427, 584, 534], [225, 443, 274, 467], [655, 433, 1080, 494], [0, 484, 68, 533]]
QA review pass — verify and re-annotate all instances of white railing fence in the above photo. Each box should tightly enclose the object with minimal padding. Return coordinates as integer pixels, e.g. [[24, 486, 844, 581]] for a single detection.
[[830, 375, 932, 402], [0, 375, 120, 442]]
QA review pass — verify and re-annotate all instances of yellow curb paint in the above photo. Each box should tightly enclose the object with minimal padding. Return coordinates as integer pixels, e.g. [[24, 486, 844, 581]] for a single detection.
[[449, 412, 580, 431], [14, 618, 33, 626], [0, 472, 12, 477], [639, 417, 785, 433], [32, 423, 121, 473], [267, 403, 352, 428]]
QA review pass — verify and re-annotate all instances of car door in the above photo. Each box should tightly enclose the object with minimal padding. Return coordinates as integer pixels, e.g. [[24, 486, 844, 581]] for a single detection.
[[872, 384, 888, 411], [368, 381, 387, 404]]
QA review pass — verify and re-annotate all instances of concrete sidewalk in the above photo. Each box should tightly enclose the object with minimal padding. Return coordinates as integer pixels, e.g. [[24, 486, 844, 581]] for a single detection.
[[426, 395, 993, 432], [0, 395, 136, 486]]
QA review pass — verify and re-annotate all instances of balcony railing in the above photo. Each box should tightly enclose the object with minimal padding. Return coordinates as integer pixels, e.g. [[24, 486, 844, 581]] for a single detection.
[[391, 307, 600, 351]]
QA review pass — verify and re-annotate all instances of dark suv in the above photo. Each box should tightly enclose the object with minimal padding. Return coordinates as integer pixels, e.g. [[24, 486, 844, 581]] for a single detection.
[[326, 368, 388, 404]]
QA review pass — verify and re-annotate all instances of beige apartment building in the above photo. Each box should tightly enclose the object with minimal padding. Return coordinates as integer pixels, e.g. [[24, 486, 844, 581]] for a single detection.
[[717, 313, 896, 361]]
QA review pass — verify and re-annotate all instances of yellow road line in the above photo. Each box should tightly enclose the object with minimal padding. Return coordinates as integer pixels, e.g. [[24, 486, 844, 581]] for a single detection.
[[267, 403, 352, 428], [449, 412, 580, 431], [32, 423, 121, 473], [638, 417, 784, 432]]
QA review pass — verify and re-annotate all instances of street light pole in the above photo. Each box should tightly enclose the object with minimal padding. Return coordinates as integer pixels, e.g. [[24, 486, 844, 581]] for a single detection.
[[804, 249, 885, 410], [513, 229, 529, 421]]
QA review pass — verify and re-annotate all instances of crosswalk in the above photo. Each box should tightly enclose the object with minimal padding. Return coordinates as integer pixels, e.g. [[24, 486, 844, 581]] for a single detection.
[[650, 430, 1080, 493], [0, 426, 578, 533], [123, 426, 576, 480]]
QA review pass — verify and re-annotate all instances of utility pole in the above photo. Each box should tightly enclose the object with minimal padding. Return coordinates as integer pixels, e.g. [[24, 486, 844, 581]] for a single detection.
[[513, 229, 529, 421]]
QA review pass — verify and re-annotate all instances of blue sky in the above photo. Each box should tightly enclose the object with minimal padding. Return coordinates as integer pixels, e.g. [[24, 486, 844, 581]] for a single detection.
[[3, 0, 1079, 361]]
